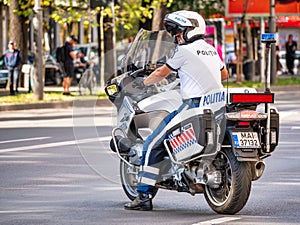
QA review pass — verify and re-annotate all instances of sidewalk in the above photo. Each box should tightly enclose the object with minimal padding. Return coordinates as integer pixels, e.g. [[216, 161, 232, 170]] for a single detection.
[[0, 85, 112, 111], [0, 85, 80, 96], [1, 84, 300, 112]]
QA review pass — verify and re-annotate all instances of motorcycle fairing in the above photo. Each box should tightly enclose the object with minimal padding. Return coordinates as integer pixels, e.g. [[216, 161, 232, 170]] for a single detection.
[[133, 111, 170, 140], [118, 96, 135, 133]]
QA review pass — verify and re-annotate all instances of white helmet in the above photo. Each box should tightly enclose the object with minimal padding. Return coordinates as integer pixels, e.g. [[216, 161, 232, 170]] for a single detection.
[[163, 10, 206, 42]]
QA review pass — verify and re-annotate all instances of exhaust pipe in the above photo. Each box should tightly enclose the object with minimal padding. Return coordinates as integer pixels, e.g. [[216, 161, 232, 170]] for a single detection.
[[252, 161, 265, 181]]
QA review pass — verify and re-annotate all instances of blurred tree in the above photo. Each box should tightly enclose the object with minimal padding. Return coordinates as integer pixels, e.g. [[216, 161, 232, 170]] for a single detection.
[[4, 0, 232, 86], [3, 0, 30, 64]]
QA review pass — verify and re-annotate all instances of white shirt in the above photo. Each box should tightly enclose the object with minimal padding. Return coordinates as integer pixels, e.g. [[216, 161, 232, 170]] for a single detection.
[[166, 39, 224, 99], [225, 52, 237, 64]]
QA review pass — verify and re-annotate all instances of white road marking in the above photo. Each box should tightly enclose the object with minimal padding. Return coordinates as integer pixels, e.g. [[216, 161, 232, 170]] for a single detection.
[[0, 137, 51, 144], [0, 209, 54, 214], [94, 186, 122, 191], [192, 217, 240, 225], [0, 136, 111, 153], [280, 141, 300, 145]]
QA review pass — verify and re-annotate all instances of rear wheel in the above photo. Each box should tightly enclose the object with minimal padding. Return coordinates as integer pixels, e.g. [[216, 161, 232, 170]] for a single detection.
[[120, 159, 158, 200], [204, 148, 252, 214]]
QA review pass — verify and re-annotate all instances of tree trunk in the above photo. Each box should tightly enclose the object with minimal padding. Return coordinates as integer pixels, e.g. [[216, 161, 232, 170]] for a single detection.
[[245, 18, 253, 60], [235, 21, 243, 85], [104, 15, 115, 83], [0, 4, 3, 56], [33, 0, 44, 100], [245, 17, 254, 81], [9, 0, 28, 65], [152, 3, 167, 30]]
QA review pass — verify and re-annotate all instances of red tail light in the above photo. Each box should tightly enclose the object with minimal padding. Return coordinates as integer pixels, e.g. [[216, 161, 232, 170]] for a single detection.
[[230, 93, 274, 103], [238, 121, 251, 126]]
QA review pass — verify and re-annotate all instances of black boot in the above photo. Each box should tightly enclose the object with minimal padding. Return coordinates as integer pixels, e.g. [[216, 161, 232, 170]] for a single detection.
[[124, 192, 153, 211]]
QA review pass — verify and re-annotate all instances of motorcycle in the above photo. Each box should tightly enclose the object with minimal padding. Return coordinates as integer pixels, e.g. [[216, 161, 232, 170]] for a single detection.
[[105, 29, 279, 214]]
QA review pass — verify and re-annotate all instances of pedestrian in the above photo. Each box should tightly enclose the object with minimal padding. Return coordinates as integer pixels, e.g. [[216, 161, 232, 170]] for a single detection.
[[62, 35, 78, 95], [226, 50, 237, 77], [124, 10, 228, 211], [285, 34, 297, 75], [4, 40, 22, 95]]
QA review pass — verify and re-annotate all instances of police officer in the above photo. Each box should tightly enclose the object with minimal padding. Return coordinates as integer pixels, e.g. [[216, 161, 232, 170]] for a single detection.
[[124, 10, 228, 211]]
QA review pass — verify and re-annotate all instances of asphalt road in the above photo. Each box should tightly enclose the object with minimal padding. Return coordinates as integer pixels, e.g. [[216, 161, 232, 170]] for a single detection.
[[0, 91, 300, 225]]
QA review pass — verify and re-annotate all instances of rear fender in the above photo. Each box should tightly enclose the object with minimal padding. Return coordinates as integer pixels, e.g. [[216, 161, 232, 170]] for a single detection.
[[223, 129, 259, 162]]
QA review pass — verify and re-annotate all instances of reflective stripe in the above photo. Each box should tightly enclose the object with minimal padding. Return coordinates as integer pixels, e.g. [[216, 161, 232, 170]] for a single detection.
[[140, 177, 157, 186], [144, 103, 189, 166], [143, 166, 160, 175]]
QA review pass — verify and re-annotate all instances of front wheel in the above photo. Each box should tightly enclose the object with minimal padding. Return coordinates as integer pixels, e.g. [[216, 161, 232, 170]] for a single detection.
[[120, 159, 158, 200], [204, 148, 252, 214]]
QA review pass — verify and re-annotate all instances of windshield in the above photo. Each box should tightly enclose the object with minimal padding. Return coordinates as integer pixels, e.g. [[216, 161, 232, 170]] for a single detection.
[[121, 29, 175, 71]]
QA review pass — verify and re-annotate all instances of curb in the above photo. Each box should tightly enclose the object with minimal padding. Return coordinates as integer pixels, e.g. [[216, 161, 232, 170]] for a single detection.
[[0, 98, 113, 111]]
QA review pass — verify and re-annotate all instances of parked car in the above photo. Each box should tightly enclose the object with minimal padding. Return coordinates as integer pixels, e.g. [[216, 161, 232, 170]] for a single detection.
[[44, 54, 63, 86], [0, 55, 9, 88], [278, 50, 300, 75], [73, 43, 99, 65]]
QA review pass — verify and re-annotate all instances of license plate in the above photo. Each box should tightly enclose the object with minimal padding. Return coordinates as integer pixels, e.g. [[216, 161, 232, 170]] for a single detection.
[[232, 132, 260, 148]]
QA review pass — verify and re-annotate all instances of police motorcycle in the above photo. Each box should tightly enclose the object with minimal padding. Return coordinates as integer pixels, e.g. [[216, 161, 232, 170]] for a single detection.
[[105, 29, 279, 214]]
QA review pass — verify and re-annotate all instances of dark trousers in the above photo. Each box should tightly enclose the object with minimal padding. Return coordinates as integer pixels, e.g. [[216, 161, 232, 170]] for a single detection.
[[286, 57, 295, 74]]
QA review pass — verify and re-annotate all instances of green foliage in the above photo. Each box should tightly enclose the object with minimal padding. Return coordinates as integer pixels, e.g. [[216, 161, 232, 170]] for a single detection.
[[1, 0, 226, 42], [277, 76, 300, 85], [49, 0, 93, 24], [1, 0, 9, 5], [104, 0, 171, 30]]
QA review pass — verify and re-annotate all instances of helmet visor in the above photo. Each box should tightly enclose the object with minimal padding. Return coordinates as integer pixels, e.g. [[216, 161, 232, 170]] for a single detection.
[[164, 21, 184, 36]]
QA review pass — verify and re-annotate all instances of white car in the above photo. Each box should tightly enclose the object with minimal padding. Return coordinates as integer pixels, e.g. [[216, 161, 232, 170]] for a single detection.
[[73, 43, 99, 65], [278, 50, 300, 75], [0, 55, 9, 88], [0, 69, 9, 88]]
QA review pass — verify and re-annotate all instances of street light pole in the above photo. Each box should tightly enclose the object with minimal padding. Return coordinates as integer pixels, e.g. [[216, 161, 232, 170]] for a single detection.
[[269, 0, 276, 84], [111, 1, 117, 79], [99, 7, 105, 88], [33, 0, 44, 100]]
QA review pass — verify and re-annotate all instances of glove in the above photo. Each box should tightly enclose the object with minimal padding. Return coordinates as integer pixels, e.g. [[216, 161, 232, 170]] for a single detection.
[[132, 77, 145, 89]]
